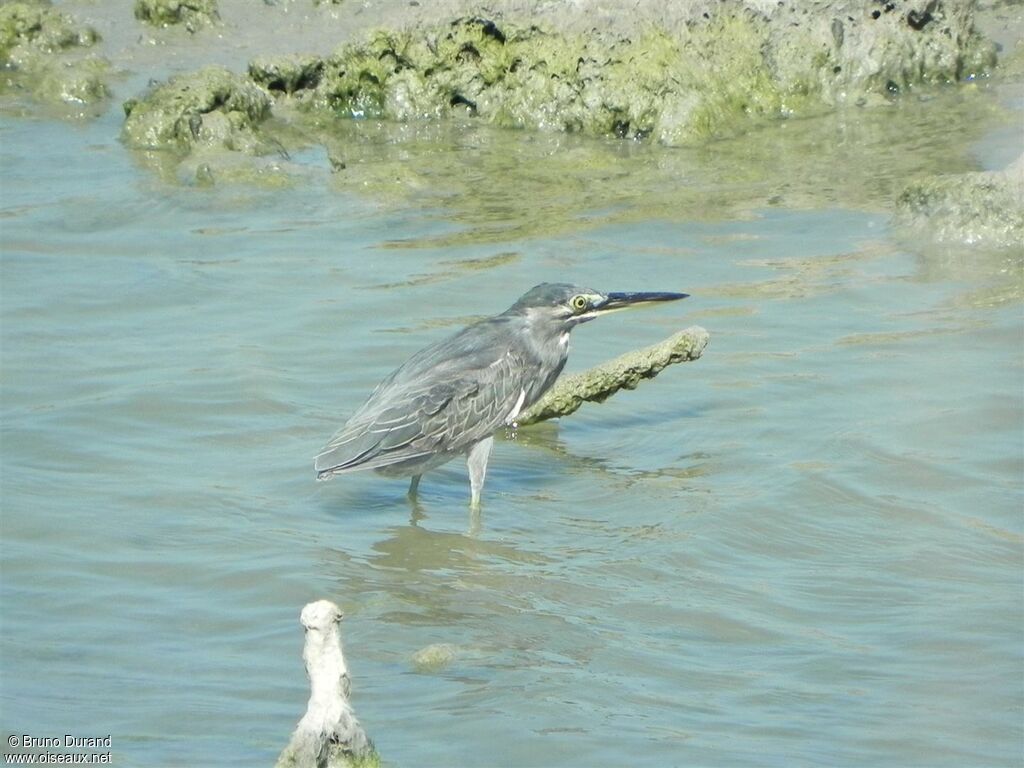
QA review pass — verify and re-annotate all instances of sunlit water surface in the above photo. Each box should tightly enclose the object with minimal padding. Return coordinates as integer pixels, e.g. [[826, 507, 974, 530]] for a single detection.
[[1, 108, 1021, 767]]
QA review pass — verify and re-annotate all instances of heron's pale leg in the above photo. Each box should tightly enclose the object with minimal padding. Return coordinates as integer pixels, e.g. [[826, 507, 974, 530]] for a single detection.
[[408, 474, 421, 498], [467, 506, 482, 538], [466, 436, 493, 507]]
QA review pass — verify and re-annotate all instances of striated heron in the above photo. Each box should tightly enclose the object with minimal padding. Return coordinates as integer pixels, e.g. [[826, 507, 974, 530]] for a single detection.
[[315, 283, 688, 505]]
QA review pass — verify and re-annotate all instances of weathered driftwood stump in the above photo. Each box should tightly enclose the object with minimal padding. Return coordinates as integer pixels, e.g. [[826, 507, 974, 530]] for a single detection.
[[518, 325, 709, 425], [276, 600, 378, 768]]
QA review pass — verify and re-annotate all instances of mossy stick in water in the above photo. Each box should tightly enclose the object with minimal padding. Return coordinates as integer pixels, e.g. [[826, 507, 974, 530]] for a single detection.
[[518, 326, 709, 426]]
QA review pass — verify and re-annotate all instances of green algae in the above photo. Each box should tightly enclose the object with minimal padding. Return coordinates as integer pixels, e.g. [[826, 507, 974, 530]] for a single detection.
[[0, 51, 110, 110], [33, 55, 109, 104], [275, 743, 381, 768], [411, 643, 458, 672], [133, 0, 219, 32], [121, 66, 272, 152], [296, 9, 995, 145], [332, 752, 381, 768], [662, 15, 802, 143], [117, 3, 1010, 233], [276, 82, 1005, 249], [0, 1, 109, 112], [307, 19, 723, 140], [996, 39, 1024, 81], [895, 156, 1024, 249], [0, 1, 99, 63], [118, 66, 294, 186], [249, 54, 325, 96]]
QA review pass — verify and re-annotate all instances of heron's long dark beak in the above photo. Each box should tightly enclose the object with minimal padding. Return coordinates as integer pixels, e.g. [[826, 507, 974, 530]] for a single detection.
[[598, 291, 689, 313]]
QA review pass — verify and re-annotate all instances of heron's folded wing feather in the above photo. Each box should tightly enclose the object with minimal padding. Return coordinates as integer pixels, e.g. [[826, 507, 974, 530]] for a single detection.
[[315, 349, 534, 477]]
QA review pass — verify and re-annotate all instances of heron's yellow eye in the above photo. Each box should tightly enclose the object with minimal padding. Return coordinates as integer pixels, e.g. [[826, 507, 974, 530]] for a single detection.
[[570, 295, 589, 313]]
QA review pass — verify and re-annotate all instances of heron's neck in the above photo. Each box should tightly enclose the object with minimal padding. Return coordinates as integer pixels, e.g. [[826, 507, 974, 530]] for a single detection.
[[520, 307, 561, 337], [519, 309, 571, 397]]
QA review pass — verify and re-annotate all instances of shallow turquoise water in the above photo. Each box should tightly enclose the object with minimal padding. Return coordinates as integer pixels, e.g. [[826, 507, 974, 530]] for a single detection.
[[1, 111, 1022, 767]]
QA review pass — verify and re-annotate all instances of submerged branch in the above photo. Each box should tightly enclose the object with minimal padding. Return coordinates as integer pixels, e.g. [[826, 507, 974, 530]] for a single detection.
[[519, 325, 709, 426]]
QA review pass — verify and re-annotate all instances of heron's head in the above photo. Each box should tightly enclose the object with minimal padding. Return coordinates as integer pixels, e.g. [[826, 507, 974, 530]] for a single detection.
[[507, 282, 689, 331]]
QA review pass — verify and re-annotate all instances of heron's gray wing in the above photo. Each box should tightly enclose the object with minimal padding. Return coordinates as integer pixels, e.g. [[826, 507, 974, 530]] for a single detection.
[[315, 345, 536, 478]]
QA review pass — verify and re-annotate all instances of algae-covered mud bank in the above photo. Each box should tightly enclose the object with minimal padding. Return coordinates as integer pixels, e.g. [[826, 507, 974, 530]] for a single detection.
[[896, 151, 1024, 249], [273, 6, 994, 144], [121, 66, 271, 153], [92, 0, 1020, 245], [133, 0, 219, 32], [0, 0, 109, 114], [120, 1, 999, 154], [3, 0, 1019, 240]]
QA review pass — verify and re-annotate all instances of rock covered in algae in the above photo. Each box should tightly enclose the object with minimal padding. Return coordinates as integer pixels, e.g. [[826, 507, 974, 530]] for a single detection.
[[121, 66, 272, 152], [895, 153, 1024, 249], [0, 1, 109, 109], [519, 326, 710, 426], [411, 643, 458, 673], [134, 0, 220, 32], [249, 54, 326, 96], [0, 1, 99, 62], [276, 600, 380, 768], [116, 1, 1000, 176], [292, 4, 995, 145], [31, 56, 110, 105], [765, 0, 996, 105]]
